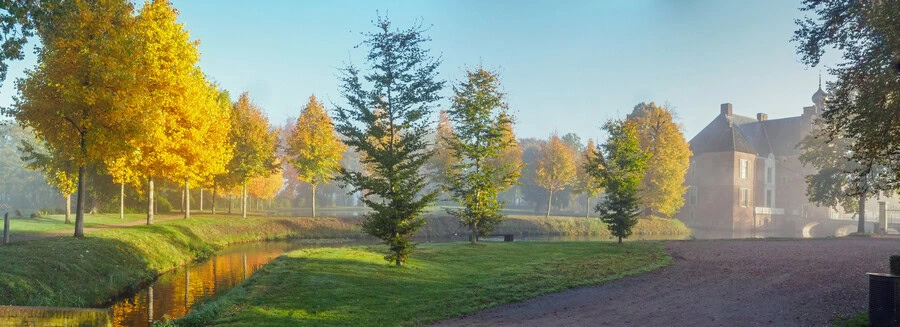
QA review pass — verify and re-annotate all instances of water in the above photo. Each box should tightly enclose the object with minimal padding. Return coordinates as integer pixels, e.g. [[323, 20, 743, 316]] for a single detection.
[[109, 241, 344, 327]]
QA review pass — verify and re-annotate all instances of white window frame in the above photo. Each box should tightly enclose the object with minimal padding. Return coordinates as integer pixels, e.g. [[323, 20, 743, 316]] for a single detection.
[[739, 188, 750, 207], [740, 159, 749, 180], [766, 167, 773, 184]]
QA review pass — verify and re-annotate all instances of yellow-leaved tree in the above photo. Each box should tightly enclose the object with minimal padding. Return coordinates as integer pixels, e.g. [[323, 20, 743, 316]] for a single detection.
[[12, 0, 142, 237], [626, 102, 691, 217], [19, 141, 77, 223], [535, 133, 576, 218], [224, 92, 279, 218], [286, 95, 345, 217]]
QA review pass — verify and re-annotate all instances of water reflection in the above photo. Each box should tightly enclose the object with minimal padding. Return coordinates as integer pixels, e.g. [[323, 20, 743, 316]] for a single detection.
[[110, 242, 306, 327]]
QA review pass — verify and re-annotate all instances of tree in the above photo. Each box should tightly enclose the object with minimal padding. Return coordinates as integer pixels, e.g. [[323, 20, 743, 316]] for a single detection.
[[427, 109, 458, 195], [446, 68, 521, 243], [19, 140, 76, 223], [589, 120, 649, 243], [0, 0, 60, 90], [573, 138, 603, 218], [793, 1, 900, 186], [334, 16, 444, 266], [488, 112, 523, 204], [11, 0, 142, 237], [286, 95, 345, 217], [799, 123, 889, 233], [248, 168, 284, 209], [535, 133, 576, 218], [626, 102, 691, 217], [225, 92, 279, 218]]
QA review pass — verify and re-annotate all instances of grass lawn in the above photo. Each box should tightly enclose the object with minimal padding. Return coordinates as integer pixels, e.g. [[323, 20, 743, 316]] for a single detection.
[[6, 213, 151, 235], [176, 241, 670, 326], [832, 312, 867, 326]]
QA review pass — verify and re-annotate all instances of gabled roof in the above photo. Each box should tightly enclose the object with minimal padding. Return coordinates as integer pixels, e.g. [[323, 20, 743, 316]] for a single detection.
[[690, 113, 810, 157]]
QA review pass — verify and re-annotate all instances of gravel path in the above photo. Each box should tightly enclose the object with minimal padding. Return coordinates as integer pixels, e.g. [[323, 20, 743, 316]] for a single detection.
[[436, 238, 900, 327]]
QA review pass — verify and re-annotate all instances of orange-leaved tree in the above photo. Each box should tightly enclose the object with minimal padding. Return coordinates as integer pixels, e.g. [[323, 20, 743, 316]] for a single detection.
[[286, 95, 345, 217]]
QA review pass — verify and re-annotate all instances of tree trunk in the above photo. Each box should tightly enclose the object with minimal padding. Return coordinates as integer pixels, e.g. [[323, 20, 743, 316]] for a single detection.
[[147, 177, 154, 225], [74, 165, 86, 238], [546, 189, 553, 218], [242, 182, 247, 219], [585, 196, 590, 218], [120, 183, 125, 220], [311, 184, 317, 218], [470, 221, 478, 244], [184, 179, 190, 219], [618, 235, 623, 244], [228, 195, 232, 214], [212, 187, 217, 214], [65, 194, 71, 224], [200, 188, 204, 212], [858, 192, 867, 234], [181, 184, 185, 214]]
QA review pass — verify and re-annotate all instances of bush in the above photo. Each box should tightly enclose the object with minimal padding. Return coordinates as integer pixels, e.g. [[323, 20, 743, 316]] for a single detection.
[[890, 255, 900, 275], [156, 197, 173, 213]]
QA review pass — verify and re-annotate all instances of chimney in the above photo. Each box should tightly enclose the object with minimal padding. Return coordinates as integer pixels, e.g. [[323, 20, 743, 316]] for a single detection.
[[757, 113, 768, 121], [720, 103, 733, 116]]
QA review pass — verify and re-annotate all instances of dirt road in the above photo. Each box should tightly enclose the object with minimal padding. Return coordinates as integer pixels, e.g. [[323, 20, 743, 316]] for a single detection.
[[436, 238, 900, 327]]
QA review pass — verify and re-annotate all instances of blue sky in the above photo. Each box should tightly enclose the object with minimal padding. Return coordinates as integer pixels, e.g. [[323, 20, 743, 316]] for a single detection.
[[0, 0, 836, 142]]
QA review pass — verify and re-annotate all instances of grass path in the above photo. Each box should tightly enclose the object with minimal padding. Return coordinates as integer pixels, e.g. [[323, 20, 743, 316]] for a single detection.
[[174, 242, 670, 326]]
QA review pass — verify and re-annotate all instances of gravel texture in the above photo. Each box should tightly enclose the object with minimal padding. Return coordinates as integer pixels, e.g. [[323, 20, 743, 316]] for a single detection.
[[435, 238, 900, 327]]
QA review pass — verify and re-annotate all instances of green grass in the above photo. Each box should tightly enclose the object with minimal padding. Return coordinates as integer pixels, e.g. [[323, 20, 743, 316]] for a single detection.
[[5, 213, 149, 234], [832, 312, 867, 327], [0, 215, 366, 307], [175, 241, 670, 326]]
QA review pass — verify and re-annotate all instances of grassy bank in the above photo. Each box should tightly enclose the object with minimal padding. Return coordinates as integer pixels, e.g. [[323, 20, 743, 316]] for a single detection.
[[0, 213, 688, 308], [0, 215, 365, 307], [6, 213, 149, 234], [420, 214, 691, 239], [174, 242, 670, 326]]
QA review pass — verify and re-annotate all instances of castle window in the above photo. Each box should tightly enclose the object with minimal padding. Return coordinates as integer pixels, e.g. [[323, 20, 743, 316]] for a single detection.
[[739, 188, 750, 207], [766, 167, 773, 184], [740, 159, 749, 179], [766, 189, 772, 207]]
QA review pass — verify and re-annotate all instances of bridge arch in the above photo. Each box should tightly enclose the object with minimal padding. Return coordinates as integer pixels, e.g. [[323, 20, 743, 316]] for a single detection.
[[801, 222, 820, 238]]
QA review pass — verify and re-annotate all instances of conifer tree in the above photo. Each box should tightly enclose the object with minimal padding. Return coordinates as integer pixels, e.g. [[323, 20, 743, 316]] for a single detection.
[[286, 95, 345, 217], [589, 120, 649, 243], [446, 68, 521, 243], [334, 16, 443, 266]]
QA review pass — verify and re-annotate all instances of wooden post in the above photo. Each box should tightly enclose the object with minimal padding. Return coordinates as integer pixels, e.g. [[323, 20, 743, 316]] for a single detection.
[[3, 212, 9, 244]]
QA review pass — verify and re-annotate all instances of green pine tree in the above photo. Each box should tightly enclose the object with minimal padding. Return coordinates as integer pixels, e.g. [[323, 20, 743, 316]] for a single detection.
[[589, 119, 649, 243], [334, 16, 444, 266]]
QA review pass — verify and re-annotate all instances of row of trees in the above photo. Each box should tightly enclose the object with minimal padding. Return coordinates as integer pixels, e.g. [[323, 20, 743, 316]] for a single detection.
[[2, 0, 280, 237], [794, 0, 900, 234]]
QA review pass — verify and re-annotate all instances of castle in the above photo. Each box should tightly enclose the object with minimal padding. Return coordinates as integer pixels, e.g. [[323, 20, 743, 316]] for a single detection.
[[676, 85, 830, 238]]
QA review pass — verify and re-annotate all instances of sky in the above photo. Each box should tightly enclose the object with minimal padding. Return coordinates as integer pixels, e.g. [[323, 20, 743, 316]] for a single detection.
[[0, 0, 838, 142]]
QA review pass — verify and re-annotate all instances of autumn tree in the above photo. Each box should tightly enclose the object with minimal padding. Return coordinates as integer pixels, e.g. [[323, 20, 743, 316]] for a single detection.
[[248, 168, 284, 210], [334, 17, 444, 266], [574, 138, 603, 218], [427, 110, 458, 194], [11, 0, 142, 237], [589, 120, 649, 243], [626, 102, 690, 217], [535, 133, 576, 218], [793, 1, 900, 186], [286, 95, 345, 217], [225, 92, 279, 218], [446, 68, 521, 243], [487, 112, 523, 204]]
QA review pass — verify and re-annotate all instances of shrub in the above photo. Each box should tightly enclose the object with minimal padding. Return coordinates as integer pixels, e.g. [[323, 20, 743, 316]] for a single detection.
[[890, 255, 900, 275], [156, 197, 173, 213]]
